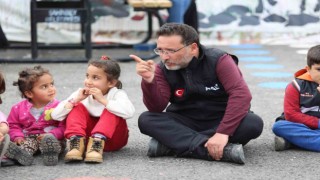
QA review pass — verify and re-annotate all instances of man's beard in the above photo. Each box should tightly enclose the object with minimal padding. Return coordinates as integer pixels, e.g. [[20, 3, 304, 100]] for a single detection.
[[163, 55, 193, 70]]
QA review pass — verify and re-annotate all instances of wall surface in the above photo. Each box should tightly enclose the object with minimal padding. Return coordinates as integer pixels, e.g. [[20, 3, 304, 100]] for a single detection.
[[0, 0, 319, 45]]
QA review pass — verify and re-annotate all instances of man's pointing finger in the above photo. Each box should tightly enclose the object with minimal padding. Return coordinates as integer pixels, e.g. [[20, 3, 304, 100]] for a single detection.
[[129, 54, 144, 63]]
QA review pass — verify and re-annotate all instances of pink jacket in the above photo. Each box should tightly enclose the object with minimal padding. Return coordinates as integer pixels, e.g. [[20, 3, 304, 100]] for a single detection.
[[7, 99, 65, 141]]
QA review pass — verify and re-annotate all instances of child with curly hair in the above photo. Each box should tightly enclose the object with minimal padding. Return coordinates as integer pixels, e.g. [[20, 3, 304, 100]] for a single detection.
[[7, 66, 65, 166]]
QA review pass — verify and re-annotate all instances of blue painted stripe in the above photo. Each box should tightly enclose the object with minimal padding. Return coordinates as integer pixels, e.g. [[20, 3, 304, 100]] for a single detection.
[[245, 64, 283, 69], [230, 44, 263, 49], [234, 50, 270, 55], [252, 72, 291, 78], [258, 82, 288, 89], [240, 57, 276, 62]]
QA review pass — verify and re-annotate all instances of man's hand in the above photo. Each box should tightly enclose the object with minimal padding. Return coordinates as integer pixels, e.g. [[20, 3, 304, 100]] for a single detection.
[[204, 133, 229, 161], [130, 54, 155, 83]]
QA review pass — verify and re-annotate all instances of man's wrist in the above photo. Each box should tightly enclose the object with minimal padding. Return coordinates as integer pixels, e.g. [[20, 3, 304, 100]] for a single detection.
[[143, 76, 154, 83]]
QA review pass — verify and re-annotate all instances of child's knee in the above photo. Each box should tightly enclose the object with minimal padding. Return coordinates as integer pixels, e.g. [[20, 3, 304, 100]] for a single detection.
[[272, 120, 287, 135]]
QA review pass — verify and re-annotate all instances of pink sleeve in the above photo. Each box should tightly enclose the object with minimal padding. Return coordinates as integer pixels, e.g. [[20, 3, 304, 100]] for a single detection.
[[215, 54, 252, 135], [7, 105, 25, 141]]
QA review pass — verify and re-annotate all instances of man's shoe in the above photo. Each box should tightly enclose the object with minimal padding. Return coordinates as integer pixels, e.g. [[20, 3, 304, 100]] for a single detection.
[[147, 138, 174, 157], [274, 136, 291, 151], [40, 134, 61, 166], [221, 143, 245, 164]]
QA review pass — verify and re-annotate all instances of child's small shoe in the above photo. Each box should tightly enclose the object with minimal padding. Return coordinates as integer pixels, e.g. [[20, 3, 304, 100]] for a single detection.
[[274, 136, 291, 151], [0, 134, 10, 166], [84, 137, 105, 163], [0, 134, 11, 167], [65, 136, 85, 162], [0, 156, 16, 166], [40, 134, 61, 166], [5, 141, 33, 166]]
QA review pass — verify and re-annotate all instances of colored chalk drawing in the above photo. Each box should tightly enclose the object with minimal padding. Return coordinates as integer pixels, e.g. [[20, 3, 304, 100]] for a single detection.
[[230, 44, 263, 49], [231, 44, 290, 89], [245, 64, 283, 69], [252, 72, 291, 78], [258, 82, 288, 89], [240, 57, 275, 62], [234, 50, 270, 55]]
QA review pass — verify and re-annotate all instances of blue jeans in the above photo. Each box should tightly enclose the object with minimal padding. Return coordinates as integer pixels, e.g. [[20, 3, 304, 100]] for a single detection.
[[167, 0, 192, 23], [272, 120, 320, 152]]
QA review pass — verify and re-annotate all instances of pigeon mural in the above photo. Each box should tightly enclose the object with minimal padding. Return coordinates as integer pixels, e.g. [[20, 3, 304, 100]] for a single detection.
[[198, 0, 320, 28], [0, 0, 319, 44]]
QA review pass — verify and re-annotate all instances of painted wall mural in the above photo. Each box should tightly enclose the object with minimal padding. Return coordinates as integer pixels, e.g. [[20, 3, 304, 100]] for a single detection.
[[198, 0, 320, 27], [0, 0, 319, 45], [196, 0, 320, 44]]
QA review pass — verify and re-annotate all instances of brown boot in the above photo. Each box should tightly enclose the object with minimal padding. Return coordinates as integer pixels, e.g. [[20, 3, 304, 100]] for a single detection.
[[84, 137, 105, 163], [64, 136, 85, 162]]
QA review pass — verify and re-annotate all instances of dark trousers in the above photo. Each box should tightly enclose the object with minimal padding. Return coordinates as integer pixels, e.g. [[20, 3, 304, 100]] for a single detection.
[[138, 111, 263, 159], [0, 25, 8, 48]]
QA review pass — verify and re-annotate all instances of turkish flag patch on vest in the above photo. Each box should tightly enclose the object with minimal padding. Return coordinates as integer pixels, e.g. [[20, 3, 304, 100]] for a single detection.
[[174, 88, 184, 98]]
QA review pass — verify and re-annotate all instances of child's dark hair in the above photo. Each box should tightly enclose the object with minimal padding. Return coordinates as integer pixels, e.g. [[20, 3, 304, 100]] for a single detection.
[[13, 65, 50, 99], [89, 55, 122, 89], [307, 45, 320, 67], [0, 71, 5, 104], [0, 71, 5, 95]]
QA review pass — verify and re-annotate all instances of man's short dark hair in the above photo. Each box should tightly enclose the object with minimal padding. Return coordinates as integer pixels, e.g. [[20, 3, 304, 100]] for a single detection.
[[157, 23, 200, 46]]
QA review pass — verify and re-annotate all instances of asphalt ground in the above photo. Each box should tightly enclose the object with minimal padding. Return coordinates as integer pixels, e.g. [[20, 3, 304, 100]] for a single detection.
[[0, 44, 317, 180]]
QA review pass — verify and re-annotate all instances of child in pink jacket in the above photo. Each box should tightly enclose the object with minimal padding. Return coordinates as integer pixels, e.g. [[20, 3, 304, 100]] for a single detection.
[[7, 66, 65, 166]]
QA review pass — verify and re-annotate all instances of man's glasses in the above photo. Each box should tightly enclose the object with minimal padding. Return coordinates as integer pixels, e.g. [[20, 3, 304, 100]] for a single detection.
[[154, 44, 191, 55]]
